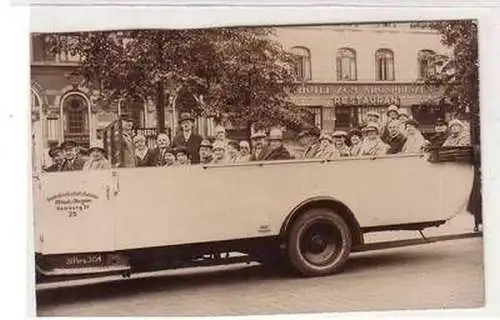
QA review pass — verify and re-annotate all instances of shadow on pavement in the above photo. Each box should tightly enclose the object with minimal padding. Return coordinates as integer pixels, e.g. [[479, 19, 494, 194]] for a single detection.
[[36, 247, 454, 308]]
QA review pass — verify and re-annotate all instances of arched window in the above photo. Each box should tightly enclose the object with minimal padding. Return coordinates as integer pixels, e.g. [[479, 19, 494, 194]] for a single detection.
[[336, 48, 357, 81], [290, 46, 312, 81], [418, 49, 436, 79], [62, 93, 90, 146], [375, 49, 395, 81]]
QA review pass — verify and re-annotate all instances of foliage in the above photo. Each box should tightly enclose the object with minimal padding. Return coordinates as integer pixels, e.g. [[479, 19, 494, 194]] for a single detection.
[[411, 20, 479, 119], [46, 28, 311, 132]]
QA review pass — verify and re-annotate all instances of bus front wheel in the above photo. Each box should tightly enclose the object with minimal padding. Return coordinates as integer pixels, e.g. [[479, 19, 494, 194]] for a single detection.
[[286, 207, 352, 277]]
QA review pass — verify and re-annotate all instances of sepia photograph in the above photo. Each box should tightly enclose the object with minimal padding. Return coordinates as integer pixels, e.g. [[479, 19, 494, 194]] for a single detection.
[[30, 18, 483, 316]]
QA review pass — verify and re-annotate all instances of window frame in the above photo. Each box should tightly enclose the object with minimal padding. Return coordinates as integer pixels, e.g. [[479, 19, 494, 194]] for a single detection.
[[290, 46, 312, 81], [375, 48, 395, 81], [336, 47, 357, 81]]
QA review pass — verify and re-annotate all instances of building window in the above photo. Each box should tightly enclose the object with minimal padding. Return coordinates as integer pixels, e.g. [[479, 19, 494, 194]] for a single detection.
[[334, 106, 359, 130], [290, 46, 312, 81], [418, 49, 436, 79], [336, 48, 357, 81], [63, 93, 90, 146], [375, 49, 395, 81]]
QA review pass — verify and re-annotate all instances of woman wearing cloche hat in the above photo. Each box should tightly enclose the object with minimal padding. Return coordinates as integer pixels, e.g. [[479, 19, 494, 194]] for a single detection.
[[83, 141, 111, 170]]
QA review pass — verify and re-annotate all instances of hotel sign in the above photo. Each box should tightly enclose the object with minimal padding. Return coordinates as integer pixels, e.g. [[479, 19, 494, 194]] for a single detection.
[[294, 83, 443, 106]]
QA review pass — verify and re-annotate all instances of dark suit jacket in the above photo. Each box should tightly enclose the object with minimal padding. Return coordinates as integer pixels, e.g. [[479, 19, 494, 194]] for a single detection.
[[149, 147, 169, 167], [261, 145, 293, 161], [386, 134, 407, 154], [61, 156, 86, 171], [135, 148, 156, 167], [172, 132, 203, 164]]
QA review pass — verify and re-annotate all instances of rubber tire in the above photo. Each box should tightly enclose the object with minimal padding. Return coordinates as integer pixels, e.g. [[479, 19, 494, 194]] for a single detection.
[[286, 207, 352, 277]]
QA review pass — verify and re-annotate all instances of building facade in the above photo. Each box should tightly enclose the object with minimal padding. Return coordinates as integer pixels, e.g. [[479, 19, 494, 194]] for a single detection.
[[275, 23, 451, 132], [30, 23, 451, 169]]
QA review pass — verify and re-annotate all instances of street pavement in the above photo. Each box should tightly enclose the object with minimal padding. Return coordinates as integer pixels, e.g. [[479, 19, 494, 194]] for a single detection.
[[35, 212, 484, 316]]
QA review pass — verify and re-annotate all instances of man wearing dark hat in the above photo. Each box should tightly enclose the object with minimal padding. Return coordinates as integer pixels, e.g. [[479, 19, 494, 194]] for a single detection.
[[60, 141, 86, 171], [198, 139, 213, 164], [172, 112, 203, 164], [261, 128, 292, 161], [385, 119, 407, 154], [120, 115, 137, 168], [44, 146, 65, 172], [174, 146, 191, 166], [249, 130, 268, 161], [298, 126, 321, 159], [429, 117, 449, 149]]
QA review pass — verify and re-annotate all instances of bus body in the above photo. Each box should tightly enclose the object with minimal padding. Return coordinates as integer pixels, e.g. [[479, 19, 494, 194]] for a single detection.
[[33, 152, 474, 281]]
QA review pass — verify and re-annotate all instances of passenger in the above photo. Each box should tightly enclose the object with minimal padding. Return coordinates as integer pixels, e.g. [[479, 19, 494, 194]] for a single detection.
[[381, 105, 400, 143], [134, 134, 155, 167], [442, 119, 471, 147], [199, 139, 214, 164], [365, 111, 381, 125], [397, 109, 411, 136], [297, 127, 321, 159], [359, 123, 390, 156], [401, 119, 430, 153], [348, 129, 363, 157], [214, 125, 228, 146], [120, 116, 137, 168], [385, 120, 407, 154], [237, 141, 252, 162], [172, 113, 203, 164], [261, 128, 293, 161], [174, 146, 191, 166], [315, 132, 336, 159], [45, 146, 65, 172], [332, 131, 351, 157], [226, 140, 241, 163], [211, 141, 228, 164], [60, 140, 86, 171], [250, 131, 267, 161], [83, 143, 111, 170], [151, 133, 171, 167], [429, 118, 449, 149], [163, 148, 176, 167]]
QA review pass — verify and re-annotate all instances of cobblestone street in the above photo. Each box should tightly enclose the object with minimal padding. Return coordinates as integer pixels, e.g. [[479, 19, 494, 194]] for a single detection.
[[36, 213, 484, 317]]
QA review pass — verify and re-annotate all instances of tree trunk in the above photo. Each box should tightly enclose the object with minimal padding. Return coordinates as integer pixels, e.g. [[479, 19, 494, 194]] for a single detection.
[[157, 80, 165, 133]]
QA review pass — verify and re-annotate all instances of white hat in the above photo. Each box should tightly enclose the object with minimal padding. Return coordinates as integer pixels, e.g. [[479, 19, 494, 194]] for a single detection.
[[212, 141, 226, 150], [448, 119, 464, 128], [239, 140, 250, 149], [387, 105, 399, 114], [366, 111, 381, 118], [319, 132, 333, 142], [268, 128, 283, 141], [332, 131, 348, 138], [214, 125, 226, 134]]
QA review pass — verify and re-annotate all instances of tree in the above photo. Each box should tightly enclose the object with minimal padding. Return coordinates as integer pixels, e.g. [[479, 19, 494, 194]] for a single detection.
[[46, 28, 310, 137], [411, 20, 479, 144]]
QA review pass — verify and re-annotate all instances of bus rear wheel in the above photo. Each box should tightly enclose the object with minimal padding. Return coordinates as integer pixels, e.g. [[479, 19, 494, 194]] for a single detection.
[[286, 207, 352, 277]]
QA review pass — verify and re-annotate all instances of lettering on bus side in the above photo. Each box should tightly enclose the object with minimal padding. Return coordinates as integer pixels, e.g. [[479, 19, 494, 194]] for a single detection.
[[47, 192, 99, 218]]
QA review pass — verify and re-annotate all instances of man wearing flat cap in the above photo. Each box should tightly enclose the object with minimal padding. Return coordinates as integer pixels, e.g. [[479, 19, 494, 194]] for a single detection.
[[250, 130, 268, 161], [45, 146, 65, 172], [199, 139, 214, 164], [172, 112, 203, 164], [297, 126, 321, 159], [60, 140, 86, 171], [120, 115, 137, 168]]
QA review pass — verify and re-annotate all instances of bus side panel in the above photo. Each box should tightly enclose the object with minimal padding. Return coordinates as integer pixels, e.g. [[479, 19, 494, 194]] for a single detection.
[[36, 171, 116, 255]]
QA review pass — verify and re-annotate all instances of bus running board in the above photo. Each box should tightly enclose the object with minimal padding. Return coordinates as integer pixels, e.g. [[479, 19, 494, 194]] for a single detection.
[[352, 232, 482, 253]]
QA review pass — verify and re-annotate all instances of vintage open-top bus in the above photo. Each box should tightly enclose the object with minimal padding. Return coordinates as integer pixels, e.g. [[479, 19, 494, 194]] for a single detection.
[[32, 121, 478, 282]]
